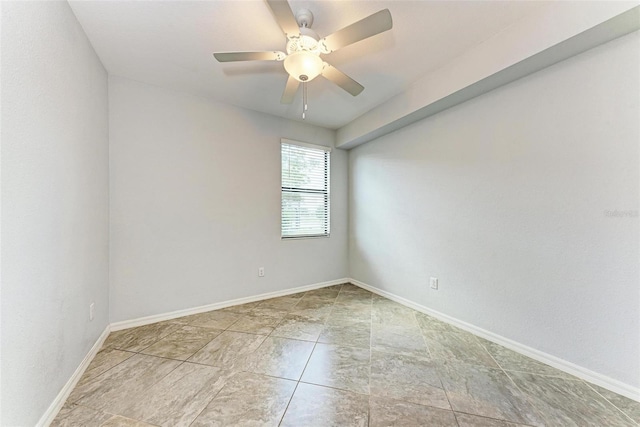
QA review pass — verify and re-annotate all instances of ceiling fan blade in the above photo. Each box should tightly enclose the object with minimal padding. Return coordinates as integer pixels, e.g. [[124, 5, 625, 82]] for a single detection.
[[321, 9, 392, 53], [213, 51, 285, 62], [321, 64, 364, 96], [281, 75, 300, 104], [265, 0, 300, 38]]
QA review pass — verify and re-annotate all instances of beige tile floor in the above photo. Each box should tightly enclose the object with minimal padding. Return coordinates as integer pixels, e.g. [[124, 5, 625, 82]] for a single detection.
[[53, 283, 639, 427]]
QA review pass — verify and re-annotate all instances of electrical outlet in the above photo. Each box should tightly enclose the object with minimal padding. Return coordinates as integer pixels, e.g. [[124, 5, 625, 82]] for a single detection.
[[430, 277, 438, 290], [258, 267, 265, 277], [89, 302, 95, 321]]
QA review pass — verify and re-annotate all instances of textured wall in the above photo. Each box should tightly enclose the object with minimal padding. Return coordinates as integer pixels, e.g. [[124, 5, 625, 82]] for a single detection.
[[349, 32, 639, 388], [108, 76, 348, 323], [1, 2, 110, 425]]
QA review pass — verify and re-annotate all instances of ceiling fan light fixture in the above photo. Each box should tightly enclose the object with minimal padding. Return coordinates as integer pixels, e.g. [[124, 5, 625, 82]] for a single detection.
[[283, 51, 323, 82]]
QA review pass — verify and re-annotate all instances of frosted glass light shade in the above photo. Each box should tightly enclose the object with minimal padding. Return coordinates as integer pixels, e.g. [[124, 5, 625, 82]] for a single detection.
[[284, 52, 323, 82]]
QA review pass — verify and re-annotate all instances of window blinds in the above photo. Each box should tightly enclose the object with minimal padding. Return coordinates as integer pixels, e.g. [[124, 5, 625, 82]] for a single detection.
[[281, 141, 330, 238]]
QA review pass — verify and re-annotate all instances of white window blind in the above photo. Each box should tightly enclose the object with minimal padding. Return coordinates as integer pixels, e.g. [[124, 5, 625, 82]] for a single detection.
[[281, 140, 330, 238]]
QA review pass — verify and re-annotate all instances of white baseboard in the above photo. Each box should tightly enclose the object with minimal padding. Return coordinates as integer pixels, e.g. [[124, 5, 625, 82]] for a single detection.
[[350, 278, 640, 403], [110, 277, 350, 331], [40, 276, 637, 427], [37, 325, 111, 427]]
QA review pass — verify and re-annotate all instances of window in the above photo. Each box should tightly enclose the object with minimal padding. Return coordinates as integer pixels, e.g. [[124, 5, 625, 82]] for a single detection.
[[281, 139, 330, 238]]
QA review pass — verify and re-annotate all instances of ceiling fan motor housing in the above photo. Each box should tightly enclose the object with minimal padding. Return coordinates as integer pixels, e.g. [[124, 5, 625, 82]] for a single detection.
[[286, 26, 320, 54]]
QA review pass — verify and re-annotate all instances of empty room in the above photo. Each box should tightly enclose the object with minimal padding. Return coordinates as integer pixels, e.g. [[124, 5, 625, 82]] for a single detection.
[[1, 0, 639, 426]]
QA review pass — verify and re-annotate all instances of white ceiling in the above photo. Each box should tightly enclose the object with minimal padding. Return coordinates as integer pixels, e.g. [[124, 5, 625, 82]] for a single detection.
[[69, 0, 548, 129]]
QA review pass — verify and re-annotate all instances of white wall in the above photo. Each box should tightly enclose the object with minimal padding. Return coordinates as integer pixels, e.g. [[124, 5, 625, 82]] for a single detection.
[[1, 2, 110, 425], [349, 32, 639, 388], [109, 76, 348, 323]]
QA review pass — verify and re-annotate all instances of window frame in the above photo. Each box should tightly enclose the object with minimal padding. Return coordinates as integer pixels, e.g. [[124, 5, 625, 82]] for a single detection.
[[280, 138, 331, 240]]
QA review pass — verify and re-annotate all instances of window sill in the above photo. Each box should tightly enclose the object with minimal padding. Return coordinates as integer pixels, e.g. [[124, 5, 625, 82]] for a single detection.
[[281, 234, 330, 241]]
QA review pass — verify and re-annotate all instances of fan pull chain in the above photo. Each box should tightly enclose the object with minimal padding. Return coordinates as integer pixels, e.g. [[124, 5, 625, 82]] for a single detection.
[[302, 82, 308, 120]]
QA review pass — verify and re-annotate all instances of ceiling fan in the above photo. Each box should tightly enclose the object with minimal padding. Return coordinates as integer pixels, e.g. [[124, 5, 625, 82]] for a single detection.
[[213, 0, 392, 112]]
